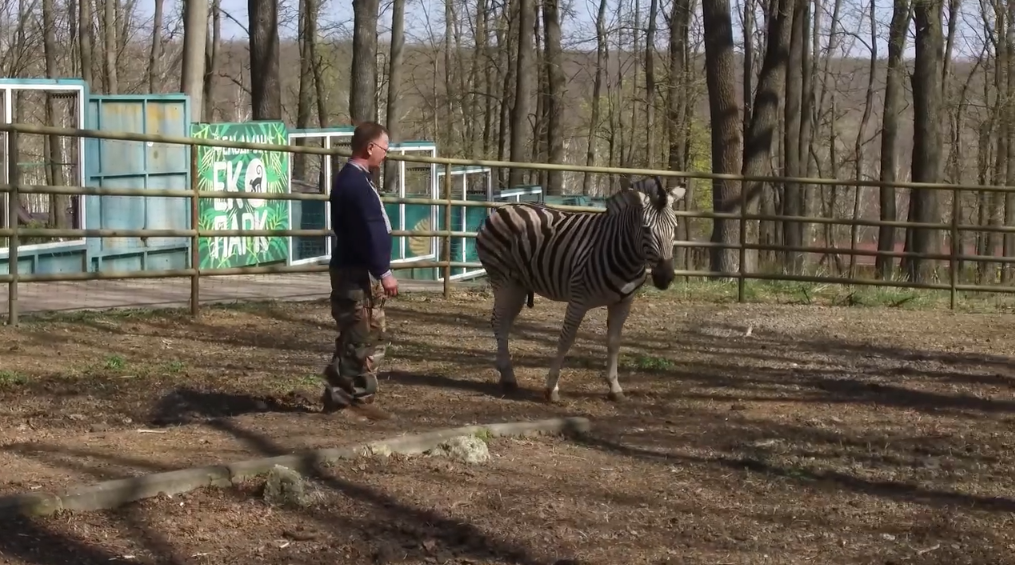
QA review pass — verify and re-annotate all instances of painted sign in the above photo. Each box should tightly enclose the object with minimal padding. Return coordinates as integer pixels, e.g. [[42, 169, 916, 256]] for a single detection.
[[191, 121, 291, 269]]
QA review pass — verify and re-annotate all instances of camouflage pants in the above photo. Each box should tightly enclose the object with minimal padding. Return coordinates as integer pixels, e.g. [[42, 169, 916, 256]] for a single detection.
[[325, 267, 388, 395]]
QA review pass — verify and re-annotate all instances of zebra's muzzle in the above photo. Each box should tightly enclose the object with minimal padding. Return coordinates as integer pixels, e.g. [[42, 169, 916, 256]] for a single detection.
[[651, 259, 675, 290]]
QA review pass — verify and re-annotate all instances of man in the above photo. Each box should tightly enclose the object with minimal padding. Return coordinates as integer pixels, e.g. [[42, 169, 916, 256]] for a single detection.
[[321, 121, 399, 411]]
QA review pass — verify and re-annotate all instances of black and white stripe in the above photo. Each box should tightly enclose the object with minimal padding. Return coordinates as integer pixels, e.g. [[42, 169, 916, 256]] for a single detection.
[[476, 176, 686, 402]]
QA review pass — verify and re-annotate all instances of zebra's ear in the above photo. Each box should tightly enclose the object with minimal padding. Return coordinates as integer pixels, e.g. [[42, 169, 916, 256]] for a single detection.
[[650, 177, 685, 209], [669, 182, 687, 202]]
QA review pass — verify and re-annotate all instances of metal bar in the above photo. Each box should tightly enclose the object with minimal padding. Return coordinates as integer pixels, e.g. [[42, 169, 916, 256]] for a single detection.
[[5, 257, 1015, 296], [7, 130, 19, 326], [9, 221, 1015, 264], [6, 121, 1015, 195], [0, 260, 485, 283], [190, 143, 200, 318], [7, 183, 1015, 236], [443, 162, 452, 298]]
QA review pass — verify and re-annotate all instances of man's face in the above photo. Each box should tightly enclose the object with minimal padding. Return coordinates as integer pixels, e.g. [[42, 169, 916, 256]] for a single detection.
[[366, 133, 390, 170]]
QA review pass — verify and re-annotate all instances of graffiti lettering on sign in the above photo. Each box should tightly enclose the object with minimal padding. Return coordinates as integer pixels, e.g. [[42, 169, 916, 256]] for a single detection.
[[192, 121, 292, 270]]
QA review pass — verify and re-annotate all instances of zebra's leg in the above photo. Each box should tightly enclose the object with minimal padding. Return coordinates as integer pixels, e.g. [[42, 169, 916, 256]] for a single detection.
[[544, 301, 590, 403], [604, 298, 634, 402], [491, 282, 528, 392]]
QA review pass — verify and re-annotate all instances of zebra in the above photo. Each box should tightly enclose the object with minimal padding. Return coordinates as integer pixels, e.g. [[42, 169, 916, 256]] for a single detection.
[[475, 176, 687, 403]]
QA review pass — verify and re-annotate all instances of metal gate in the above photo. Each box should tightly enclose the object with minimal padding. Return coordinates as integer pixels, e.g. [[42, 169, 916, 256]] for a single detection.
[[286, 129, 440, 271], [1, 79, 87, 267]]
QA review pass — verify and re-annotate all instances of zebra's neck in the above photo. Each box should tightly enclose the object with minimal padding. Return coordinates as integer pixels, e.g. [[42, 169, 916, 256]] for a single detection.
[[593, 203, 647, 281]]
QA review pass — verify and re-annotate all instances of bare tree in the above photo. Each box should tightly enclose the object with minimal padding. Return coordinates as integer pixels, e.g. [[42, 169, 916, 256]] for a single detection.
[[543, 0, 565, 194], [702, 0, 745, 274], [905, 0, 945, 282], [782, 0, 806, 273], [582, 0, 610, 195], [384, 0, 406, 193], [249, 0, 282, 120], [181, 0, 209, 119], [349, 0, 380, 122], [876, 0, 910, 279], [202, 0, 222, 122], [508, 0, 534, 188], [739, 0, 794, 274], [103, 0, 118, 93], [42, 0, 68, 227]]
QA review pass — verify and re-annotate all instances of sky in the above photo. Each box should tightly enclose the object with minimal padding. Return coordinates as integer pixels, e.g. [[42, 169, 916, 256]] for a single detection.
[[149, 0, 985, 61]]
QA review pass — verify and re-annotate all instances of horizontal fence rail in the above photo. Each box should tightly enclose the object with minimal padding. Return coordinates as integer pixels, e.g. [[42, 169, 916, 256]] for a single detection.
[[3, 122, 1015, 325]]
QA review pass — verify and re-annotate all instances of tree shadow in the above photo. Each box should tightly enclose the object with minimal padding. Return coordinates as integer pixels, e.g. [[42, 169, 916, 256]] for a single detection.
[[382, 369, 546, 402], [570, 429, 1015, 514], [148, 387, 317, 427]]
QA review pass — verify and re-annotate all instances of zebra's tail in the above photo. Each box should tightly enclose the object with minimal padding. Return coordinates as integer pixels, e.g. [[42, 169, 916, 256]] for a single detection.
[[526, 291, 534, 308]]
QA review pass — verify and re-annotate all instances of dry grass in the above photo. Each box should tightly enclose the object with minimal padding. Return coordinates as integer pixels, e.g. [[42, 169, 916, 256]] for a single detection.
[[2, 288, 1015, 564]]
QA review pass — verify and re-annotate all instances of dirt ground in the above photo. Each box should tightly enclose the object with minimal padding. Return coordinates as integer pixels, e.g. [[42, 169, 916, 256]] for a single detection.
[[3, 288, 1015, 564]]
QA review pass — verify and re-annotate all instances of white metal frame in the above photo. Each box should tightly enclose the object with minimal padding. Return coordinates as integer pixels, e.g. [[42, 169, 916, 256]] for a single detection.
[[284, 135, 439, 267], [390, 144, 439, 265], [285, 131, 351, 266], [0, 83, 87, 258], [435, 166, 494, 283], [495, 186, 544, 203]]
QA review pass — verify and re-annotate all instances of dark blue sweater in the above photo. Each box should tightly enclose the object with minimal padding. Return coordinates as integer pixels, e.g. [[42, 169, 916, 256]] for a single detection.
[[329, 162, 392, 279]]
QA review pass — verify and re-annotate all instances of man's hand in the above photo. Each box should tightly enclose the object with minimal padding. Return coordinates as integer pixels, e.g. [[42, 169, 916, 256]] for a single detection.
[[381, 274, 399, 297]]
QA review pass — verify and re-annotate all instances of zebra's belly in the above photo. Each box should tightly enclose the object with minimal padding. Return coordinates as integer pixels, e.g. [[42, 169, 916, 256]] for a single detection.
[[526, 274, 647, 307]]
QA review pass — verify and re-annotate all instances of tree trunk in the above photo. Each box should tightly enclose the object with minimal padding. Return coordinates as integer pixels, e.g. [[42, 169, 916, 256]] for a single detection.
[[181, 0, 209, 119], [740, 0, 794, 275], [702, 0, 744, 275], [42, 0, 69, 228], [202, 0, 221, 122], [103, 0, 118, 93], [148, 0, 164, 92], [383, 0, 405, 194], [905, 0, 944, 283], [583, 0, 610, 195], [78, 0, 93, 86], [349, 0, 380, 122], [508, 0, 534, 188], [249, 0, 283, 120], [543, 0, 565, 195], [644, 0, 659, 167], [849, 0, 877, 279], [876, 0, 910, 279], [497, 1, 517, 188], [781, 0, 805, 273]]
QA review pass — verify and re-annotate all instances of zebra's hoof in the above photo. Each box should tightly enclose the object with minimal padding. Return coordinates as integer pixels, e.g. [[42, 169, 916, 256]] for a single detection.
[[500, 380, 519, 394], [544, 388, 560, 403], [607, 391, 626, 403]]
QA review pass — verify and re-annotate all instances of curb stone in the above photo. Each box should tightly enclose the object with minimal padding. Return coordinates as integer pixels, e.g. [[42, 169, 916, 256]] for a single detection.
[[0, 416, 591, 519]]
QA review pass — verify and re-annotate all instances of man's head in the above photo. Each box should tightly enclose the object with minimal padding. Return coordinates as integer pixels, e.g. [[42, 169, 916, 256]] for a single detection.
[[350, 121, 390, 170]]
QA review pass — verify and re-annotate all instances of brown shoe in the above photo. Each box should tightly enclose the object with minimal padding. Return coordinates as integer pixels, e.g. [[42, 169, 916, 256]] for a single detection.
[[320, 385, 353, 413]]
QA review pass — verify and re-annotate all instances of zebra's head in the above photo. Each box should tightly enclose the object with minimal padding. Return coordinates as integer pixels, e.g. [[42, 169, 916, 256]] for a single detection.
[[629, 176, 686, 290]]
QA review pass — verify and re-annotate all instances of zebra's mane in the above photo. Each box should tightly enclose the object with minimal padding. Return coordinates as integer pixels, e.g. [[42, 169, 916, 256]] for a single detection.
[[604, 177, 658, 215]]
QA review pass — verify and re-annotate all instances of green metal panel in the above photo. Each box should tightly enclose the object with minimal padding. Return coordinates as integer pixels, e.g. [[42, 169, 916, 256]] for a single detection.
[[84, 94, 192, 273]]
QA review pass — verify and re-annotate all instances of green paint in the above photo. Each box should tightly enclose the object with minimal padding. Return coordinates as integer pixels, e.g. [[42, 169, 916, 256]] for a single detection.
[[404, 204, 433, 259], [384, 203, 403, 260], [191, 121, 291, 269]]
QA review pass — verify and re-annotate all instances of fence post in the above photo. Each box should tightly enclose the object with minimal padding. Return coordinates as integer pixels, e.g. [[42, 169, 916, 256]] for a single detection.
[[949, 186, 959, 310], [737, 186, 747, 303], [7, 130, 19, 326], [190, 143, 201, 318], [443, 162, 452, 298]]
